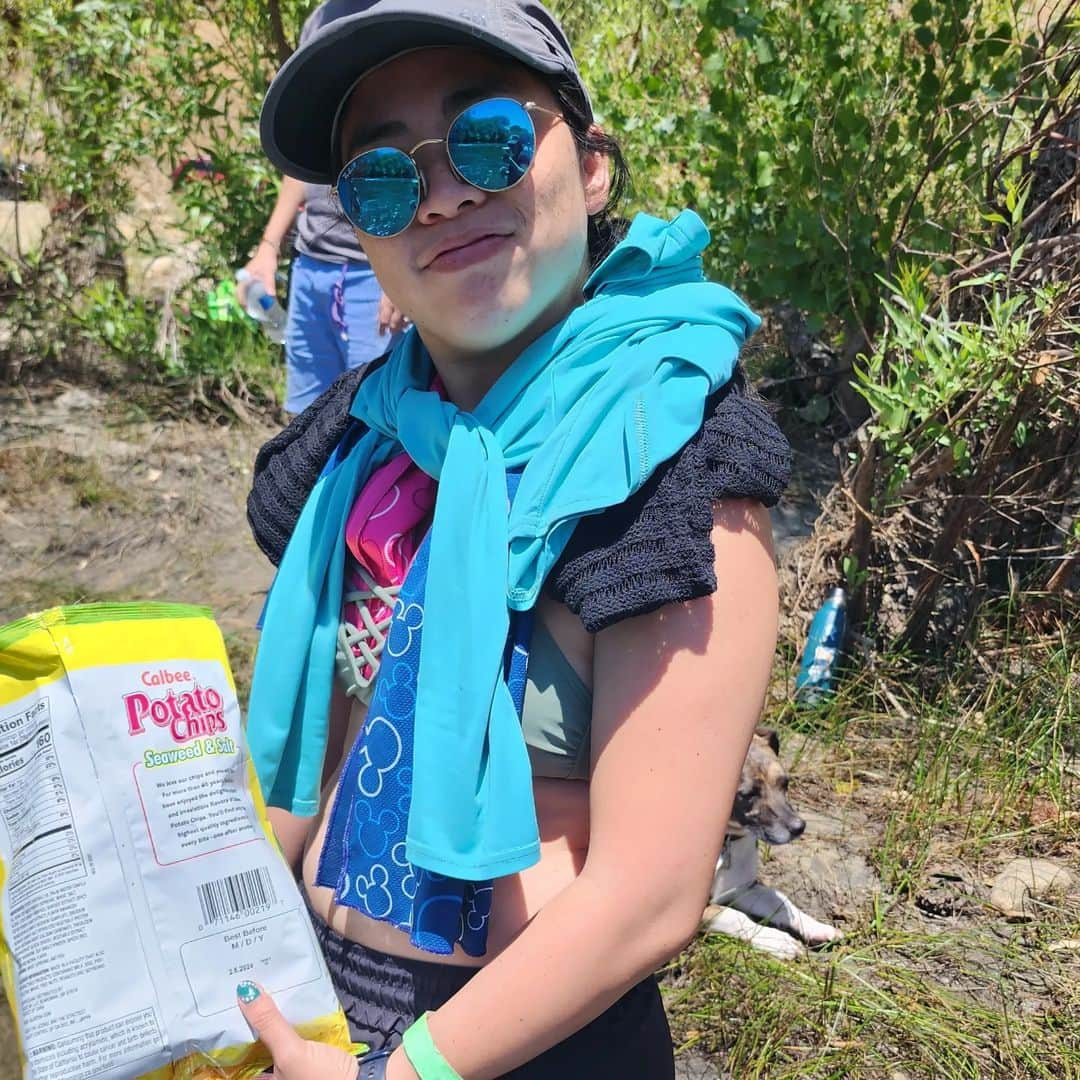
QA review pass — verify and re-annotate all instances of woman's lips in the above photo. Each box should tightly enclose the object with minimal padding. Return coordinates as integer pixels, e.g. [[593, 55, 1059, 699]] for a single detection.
[[425, 233, 512, 272]]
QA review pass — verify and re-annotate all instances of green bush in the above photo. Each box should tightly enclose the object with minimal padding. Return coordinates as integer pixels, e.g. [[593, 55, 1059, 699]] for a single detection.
[[0, 0, 309, 405], [853, 264, 1055, 497], [697, 0, 1032, 324], [561, 0, 1045, 344], [2, 0, 307, 241], [2, 0, 1068, 409], [554, 0, 705, 222]]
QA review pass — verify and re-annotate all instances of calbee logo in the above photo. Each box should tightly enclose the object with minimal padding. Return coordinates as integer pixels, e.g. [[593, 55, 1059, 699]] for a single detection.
[[140, 667, 192, 687], [123, 684, 226, 744]]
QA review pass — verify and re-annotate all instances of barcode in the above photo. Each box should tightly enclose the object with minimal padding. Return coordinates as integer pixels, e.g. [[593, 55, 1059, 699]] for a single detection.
[[196, 866, 277, 925]]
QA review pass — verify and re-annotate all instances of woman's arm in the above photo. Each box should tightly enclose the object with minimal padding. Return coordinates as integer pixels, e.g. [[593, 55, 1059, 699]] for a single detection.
[[391, 498, 779, 1079], [238, 175, 305, 305]]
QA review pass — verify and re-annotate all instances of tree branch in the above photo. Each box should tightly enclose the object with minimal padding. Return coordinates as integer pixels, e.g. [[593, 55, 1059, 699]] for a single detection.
[[267, 0, 292, 66]]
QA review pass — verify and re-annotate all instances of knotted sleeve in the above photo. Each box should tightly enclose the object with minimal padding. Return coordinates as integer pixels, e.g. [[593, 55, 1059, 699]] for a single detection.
[[548, 372, 792, 632]]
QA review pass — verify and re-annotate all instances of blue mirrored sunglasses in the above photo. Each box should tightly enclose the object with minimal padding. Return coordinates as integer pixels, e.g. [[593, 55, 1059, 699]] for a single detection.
[[333, 97, 560, 238]]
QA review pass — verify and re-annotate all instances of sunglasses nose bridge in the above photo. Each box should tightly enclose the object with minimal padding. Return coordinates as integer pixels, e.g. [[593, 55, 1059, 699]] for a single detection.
[[413, 138, 487, 211], [413, 165, 489, 231], [411, 136, 471, 196]]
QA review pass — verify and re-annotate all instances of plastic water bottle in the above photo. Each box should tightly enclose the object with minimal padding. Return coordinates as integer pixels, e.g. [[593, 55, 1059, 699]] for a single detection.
[[235, 269, 287, 344], [794, 586, 847, 705]]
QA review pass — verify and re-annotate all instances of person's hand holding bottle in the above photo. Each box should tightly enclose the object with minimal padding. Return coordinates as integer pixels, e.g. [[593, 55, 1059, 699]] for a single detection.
[[238, 239, 281, 309]]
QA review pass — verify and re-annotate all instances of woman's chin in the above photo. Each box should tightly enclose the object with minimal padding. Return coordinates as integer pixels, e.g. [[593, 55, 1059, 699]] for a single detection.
[[434, 308, 536, 354], [417, 275, 578, 361]]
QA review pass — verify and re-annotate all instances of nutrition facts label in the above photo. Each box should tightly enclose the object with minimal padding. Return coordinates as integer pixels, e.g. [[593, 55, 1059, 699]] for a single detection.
[[0, 697, 84, 890]]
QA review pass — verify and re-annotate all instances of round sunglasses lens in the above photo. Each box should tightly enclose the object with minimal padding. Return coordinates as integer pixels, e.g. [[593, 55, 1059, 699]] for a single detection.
[[448, 98, 536, 191], [338, 147, 419, 237]]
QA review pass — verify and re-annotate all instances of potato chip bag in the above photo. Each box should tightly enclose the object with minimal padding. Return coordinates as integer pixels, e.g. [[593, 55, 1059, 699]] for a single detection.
[[0, 603, 353, 1079]]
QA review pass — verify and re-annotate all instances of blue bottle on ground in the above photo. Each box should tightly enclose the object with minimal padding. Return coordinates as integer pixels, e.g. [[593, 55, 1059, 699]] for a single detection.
[[794, 586, 847, 705]]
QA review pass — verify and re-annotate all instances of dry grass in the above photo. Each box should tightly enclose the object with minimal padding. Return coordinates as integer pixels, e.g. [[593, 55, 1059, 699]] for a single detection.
[[0, 444, 136, 512]]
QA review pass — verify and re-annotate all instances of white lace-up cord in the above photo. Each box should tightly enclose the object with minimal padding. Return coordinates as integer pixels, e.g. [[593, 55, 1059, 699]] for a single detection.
[[335, 561, 401, 703]]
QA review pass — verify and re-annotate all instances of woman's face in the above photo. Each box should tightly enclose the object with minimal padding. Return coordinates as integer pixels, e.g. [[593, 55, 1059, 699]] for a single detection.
[[337, 47, 609, 364]]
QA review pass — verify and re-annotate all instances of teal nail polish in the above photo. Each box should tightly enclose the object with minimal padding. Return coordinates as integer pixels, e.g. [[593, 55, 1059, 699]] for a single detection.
[[236, 981, 261, 1004]]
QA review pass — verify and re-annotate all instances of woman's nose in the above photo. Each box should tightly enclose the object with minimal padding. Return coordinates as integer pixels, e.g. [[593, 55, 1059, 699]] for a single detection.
[[415, 150, 487, 225]]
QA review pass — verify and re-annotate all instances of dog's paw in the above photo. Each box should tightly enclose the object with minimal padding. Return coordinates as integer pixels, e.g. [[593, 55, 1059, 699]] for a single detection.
[[702, 907, 808, 960], [747, 925, 807, 961], [797, 918, 844, 948]]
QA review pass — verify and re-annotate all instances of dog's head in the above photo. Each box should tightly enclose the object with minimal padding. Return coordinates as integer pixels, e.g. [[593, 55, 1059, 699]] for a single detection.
[[729, 727, 806, 846]]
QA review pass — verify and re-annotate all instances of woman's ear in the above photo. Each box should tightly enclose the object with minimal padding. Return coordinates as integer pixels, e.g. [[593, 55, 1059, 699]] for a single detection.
[[581, 126, 611, 216]]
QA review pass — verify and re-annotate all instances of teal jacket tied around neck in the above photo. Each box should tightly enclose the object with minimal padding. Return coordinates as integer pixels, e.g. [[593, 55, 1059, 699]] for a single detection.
[[247, 210, 761, 879]]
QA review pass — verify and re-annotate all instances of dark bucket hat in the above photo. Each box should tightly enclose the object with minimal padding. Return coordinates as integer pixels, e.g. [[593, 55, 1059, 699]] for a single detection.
[[261, 0, 592, 184]]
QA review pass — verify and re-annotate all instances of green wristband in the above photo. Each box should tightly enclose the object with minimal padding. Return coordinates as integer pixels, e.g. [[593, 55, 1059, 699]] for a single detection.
[[401, 1013, 462, 1079]]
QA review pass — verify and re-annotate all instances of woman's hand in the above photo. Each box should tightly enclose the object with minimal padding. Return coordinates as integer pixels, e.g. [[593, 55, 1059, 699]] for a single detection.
[[377, 293, 409, 335], [236, 982, 358, 1080]]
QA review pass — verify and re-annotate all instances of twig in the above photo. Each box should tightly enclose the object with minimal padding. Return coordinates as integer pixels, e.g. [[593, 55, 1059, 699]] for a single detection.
[[757, 365, 854, 390], [897, 387, 1035, 648], [267, 0, 292, 66], [1017, 170, 1080, 236], [896, 57, 1062, 253], [940, 236, 1080, 292], [879, 683, 913, 722], [1045, 552, 1079, 594], [845, 431, 878, 629], [990, 94, 1080, 181]]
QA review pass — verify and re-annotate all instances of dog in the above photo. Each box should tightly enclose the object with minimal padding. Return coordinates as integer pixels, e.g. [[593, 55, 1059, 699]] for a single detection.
[[702, 727, 842, 960]]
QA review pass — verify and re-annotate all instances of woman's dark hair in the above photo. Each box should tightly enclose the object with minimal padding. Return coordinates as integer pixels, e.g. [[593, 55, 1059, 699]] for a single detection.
[[552, 81, 632, 269]]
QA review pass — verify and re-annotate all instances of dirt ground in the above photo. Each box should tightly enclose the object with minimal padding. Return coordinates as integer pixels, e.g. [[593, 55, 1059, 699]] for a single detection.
[[0, 383, 1075, 1078], [0, 383, 276, 644]]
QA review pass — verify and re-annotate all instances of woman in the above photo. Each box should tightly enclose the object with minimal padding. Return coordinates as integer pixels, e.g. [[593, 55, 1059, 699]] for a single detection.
[[241, 1, 789, 1077]]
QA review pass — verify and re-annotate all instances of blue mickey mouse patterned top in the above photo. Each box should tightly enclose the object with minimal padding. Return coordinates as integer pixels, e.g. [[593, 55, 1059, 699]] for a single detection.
[[316, 478, 534, 955]]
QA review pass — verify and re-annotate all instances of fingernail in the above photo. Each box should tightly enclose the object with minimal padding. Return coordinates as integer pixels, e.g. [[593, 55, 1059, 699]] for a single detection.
[[236, 981, 261, 1003]]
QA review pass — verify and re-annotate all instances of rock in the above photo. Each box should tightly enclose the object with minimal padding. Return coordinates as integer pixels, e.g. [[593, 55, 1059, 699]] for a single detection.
[[114, 160, 203, 299], [674, 1052, 721, 1079], [123, 247, 201, 301], [0, 200, 51, 260], [1047, 938, 1080, 953], [989, 858, 1073, 919]]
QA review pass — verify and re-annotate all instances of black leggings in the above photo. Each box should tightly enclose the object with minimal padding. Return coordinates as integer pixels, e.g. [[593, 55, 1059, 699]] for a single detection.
[[307, 900, 676, 1078]]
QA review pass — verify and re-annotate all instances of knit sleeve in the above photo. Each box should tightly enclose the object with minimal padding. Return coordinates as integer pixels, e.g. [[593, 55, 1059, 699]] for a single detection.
[[548, 374, 792, 632], [246, 364, 371, 566]]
